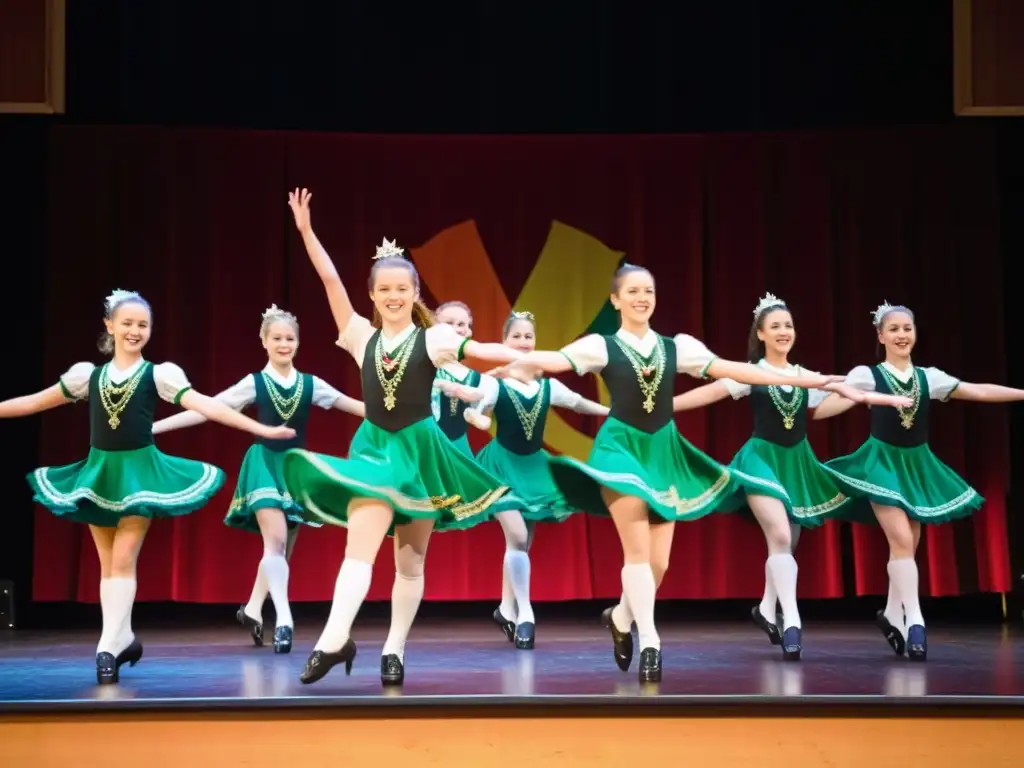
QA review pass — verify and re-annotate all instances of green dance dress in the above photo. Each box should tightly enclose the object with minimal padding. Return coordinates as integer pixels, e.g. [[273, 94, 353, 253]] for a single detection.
[[475, 377, 575, 522], [826, 364, 983, 524], [433, 364, 481, 457], [282, 317, 519, 533], [223, 369, 330, 534], [716, 364, 856, 526], [547, 331, 780, 521], [28, 360, 225, 527]]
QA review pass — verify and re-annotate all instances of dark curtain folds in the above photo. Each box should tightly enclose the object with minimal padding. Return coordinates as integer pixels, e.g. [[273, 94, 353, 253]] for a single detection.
[[32, 125, 1011, 603]]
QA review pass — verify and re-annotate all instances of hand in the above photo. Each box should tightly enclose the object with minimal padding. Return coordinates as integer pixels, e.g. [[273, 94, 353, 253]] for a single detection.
[[881, 394, 914, 409], [262, 425, 297, 440], [485, 364, 514, 379], [804, 374, 845, 389], [435, 380, 483, 402], [464, 408, 492, 430], [287, 187, 312, 233]]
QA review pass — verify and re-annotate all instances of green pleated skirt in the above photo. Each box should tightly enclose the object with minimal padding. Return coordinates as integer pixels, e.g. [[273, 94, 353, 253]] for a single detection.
[[224, 444, 322, 533], [475, 440, 574, 523], [547, 417, 779, 522], [447, 432, 473, 458], [282, 417, 519, 533], [28, 445, 225, 527], [716, 437, 855, 527], [825, 436, 983, 525]]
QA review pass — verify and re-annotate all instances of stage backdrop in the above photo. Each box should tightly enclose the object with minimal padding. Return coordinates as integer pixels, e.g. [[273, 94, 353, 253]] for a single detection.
[[33, 125, 1011, 603]]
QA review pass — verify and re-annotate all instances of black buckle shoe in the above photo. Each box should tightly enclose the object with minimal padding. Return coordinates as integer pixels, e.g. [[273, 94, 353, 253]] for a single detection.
[[906, 624, 927, 661], [751, 605, 783, 646], [492, 608, 515, 643], [514, 621, 535, 650], [876, 610, 906, 656], [638, 646, 662, 683], [781, 626, 802, 661], [236, 606, 263, 647], [95, 638, 144, 685], [600, 607, 633, 672], [381, 654, 405, 686], [273, 626, 293, 654], [299, 638, 356, 684]]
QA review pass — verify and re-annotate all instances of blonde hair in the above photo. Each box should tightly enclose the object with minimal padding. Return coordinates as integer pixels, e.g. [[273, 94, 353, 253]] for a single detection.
[[260, 305, 300, 340], [368, 257, 435, 329]]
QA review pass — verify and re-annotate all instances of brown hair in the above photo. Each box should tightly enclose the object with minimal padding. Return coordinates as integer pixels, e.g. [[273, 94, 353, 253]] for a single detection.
[[98, 292, 152, 355], [368, 257, 435, 328], [503, 310, 536, 339], [611, 263, 653, 293], [747, 301, 790, 363]]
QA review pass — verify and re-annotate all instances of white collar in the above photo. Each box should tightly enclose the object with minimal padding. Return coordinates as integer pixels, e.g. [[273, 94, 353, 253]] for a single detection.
[[380, 323, 416, 353], [106, 358, 144, 383], [503, 378, 542, 398], [262, 363, 297, 387], [881, 361, 914, 383], [614, 328, 657, 355]]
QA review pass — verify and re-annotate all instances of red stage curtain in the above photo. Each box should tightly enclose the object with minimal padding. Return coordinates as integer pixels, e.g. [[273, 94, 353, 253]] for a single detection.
[[32, 125, 1011, 603]]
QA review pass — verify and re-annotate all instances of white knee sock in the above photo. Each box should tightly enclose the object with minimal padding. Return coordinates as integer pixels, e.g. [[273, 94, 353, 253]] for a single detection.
[[381, 573, 425, 662], [498, 562, 517, 622], [759, 558, 778, 621], [261, 554, 293, 629], [244, 562, 268, 623], [888, 558, 924, 628], [503, 550, 534, 625], [766, 554, 800, 630], [620, 564, 659, 651], [314, 558, 373, 652], [883, 564, 904, 623], [97, 577, 137, 655]]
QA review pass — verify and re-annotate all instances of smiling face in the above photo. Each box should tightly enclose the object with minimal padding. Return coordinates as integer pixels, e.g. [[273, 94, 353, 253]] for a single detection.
[[610, 268, 656, 325], [262, 319, 299, 366], [104, 300, 151, 355], [757, 308, 795, 357], [436, 303, 473, 338], [504, 318, 536, 353], [370, 264, 418, 327], [877, 310, 916, 361]]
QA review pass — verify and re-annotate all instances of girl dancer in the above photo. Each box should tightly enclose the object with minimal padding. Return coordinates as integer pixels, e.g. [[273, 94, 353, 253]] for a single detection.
[[281, 188, 528, 686], [487, 264, 843, 681], [670, 293, 910, 660], [2, 290, 295, 684], [152, 304, 365, 653], [818, 302, 1024, 661], [432, 301, 485, 456], [468, 310, 609, 648]]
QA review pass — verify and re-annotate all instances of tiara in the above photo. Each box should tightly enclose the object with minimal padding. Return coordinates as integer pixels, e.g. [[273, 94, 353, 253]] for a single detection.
[[511, 310, 535, 322], [872, 301, 894, 326], [373, 237, 405, 260], [753, 292, 786, 317], [262, 303, 293, 321], [105, 289, 141, 314]]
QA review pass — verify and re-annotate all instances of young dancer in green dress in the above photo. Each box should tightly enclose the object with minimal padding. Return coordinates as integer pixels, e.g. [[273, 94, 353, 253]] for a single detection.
[[152, 304, 364, 653], [464, 311, 608, 649], [818, 302, 1024, 661], [486, 265, 843, 682], [281, 188, 529, 687], [432, 301, 485, 457], [1, 290, 295, 684], [670, 293, 910, 660]]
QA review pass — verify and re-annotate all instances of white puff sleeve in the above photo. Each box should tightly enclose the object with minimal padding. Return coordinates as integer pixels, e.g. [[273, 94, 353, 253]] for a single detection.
[[58, 362, 96, 401], [559, 334, 608, 375], [843, 365, 876, 392], [674, 334, 718, 379], [549, 378, 583, 409], [311, 376, 345, 409], [335, 313, 377, 367], [426, 323, 470, 367], [153, 362, 193, 405], [923, 367, 961, 402]]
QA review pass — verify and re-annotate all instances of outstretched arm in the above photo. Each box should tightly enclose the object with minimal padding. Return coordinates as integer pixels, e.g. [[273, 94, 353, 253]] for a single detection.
[[330, 393, 366, 417], [704, 358, 839, 390], [949, 382, 1024, 403], [288, 188, 354, 337], [672, 381, 732, 412], [0, 384, 70, 419], [153, 376, 254, 435], [812, 392, 859, 420], [178, 390, 295, 440], [548, 378, 608, 416]]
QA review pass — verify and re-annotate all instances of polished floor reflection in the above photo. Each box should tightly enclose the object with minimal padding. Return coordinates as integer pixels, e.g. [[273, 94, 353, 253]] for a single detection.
[[1, 619, 1021, 711]]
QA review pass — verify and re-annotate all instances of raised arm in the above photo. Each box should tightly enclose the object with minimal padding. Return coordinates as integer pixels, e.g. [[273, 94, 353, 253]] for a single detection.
[[672, 381, 732, 412], [288, 188, 354, 337]]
